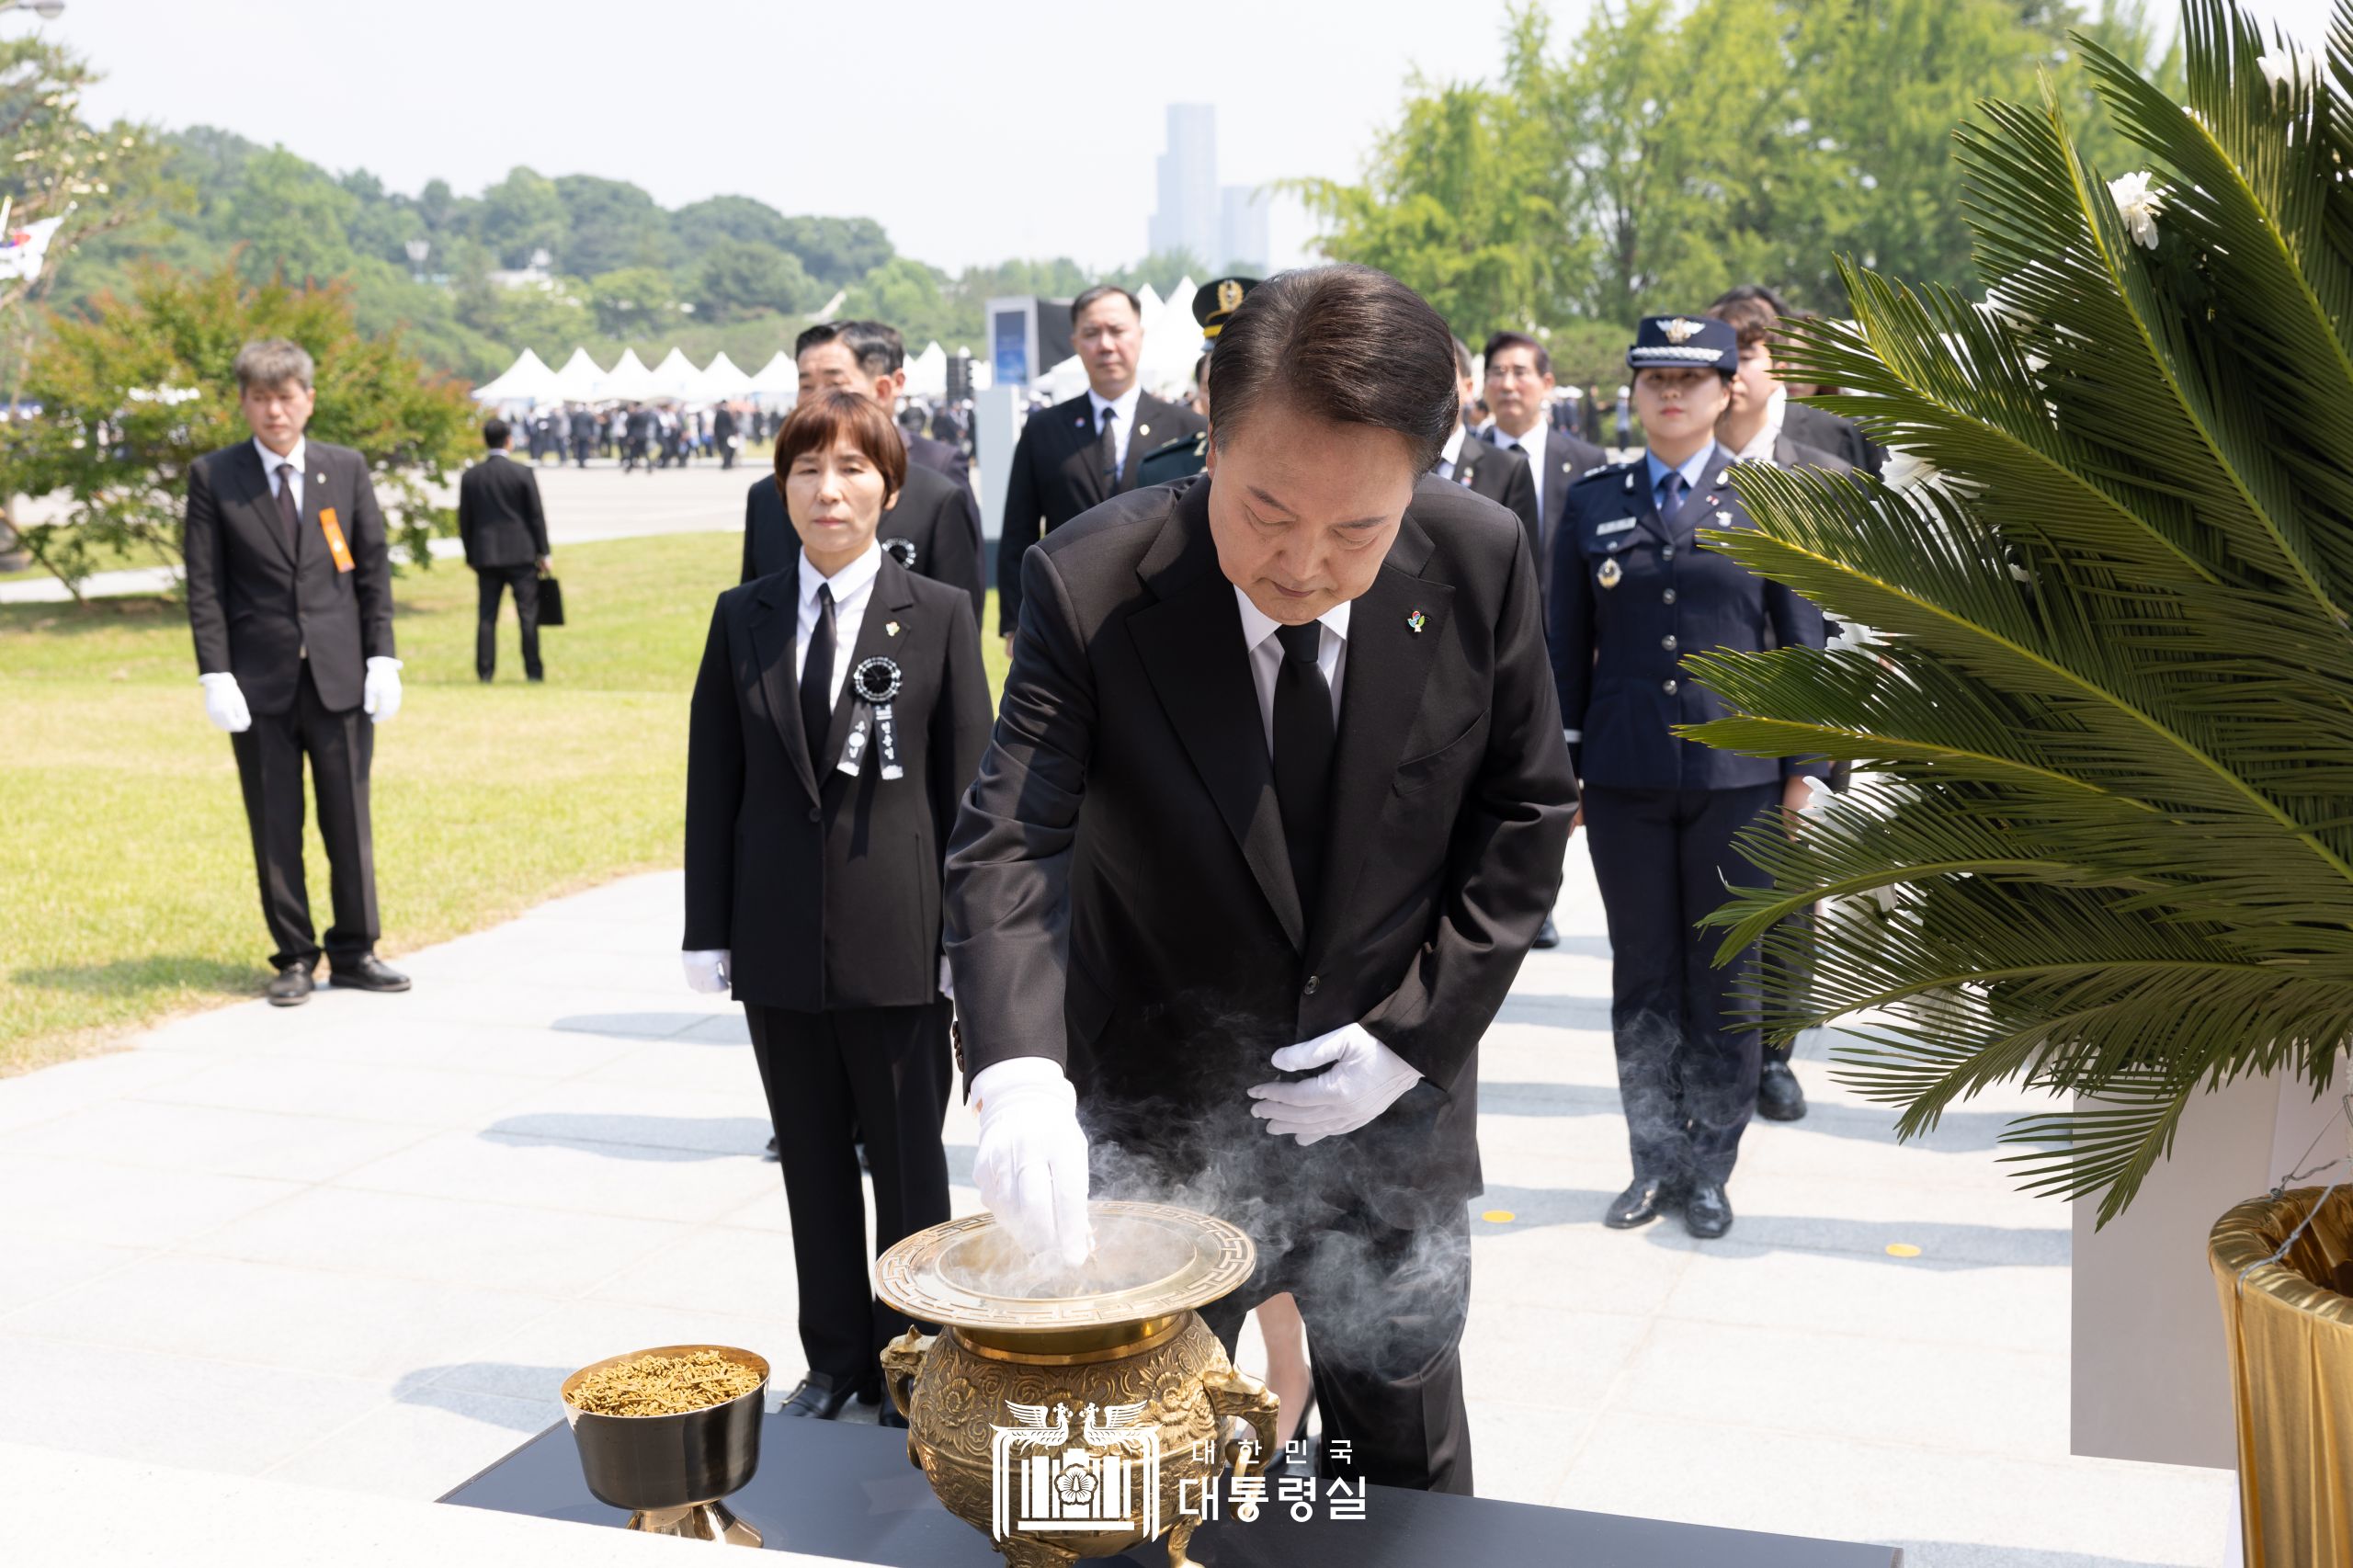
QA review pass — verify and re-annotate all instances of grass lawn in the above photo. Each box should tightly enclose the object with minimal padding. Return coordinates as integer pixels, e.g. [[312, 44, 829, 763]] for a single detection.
[[0, 532, 1012, 1074]]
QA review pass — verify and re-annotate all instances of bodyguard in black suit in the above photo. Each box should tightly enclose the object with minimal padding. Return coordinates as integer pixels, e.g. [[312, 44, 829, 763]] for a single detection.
[[1479, 330, 1607, 606], [183, 339, 411, 1006], [947, 267, 1577, 1494], [686, 391, 993, 1423], [457, 419, 552, 683], [1706, 285, 1884, 475], [1439, 334, 1540, 555], [994, 285, 1207, 638], [712, 404, 739, 470], [1551, 316, 1830, 1241]]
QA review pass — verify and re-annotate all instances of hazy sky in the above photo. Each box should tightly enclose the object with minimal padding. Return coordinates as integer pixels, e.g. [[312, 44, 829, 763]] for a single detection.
[[46, 0, 2339, 274]]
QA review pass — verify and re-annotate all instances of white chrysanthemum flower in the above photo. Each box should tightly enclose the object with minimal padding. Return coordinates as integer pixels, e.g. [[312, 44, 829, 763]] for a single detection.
[[1981, 282, 2034, 330], [1883, 449, 1938, 494], [2257, 49, 2324, 95], [2108, 170, 2165, 250]]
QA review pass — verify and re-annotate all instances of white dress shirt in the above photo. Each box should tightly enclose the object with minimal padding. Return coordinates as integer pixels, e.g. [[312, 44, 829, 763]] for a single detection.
[[1487, 417, 1550, 515], [1729, 383, 1789, 465], [254, 436, 308, 513], [1086, 384, 1144, 476], [795, 540, 882, 712], [1233, 586, 1348, 756], [1436, 424, 1469, 482]]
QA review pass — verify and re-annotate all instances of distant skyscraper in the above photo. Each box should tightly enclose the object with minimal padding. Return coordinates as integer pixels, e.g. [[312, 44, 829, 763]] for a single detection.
[[1148, 105, 1221, 268], [1218, 186, 1269, 274]]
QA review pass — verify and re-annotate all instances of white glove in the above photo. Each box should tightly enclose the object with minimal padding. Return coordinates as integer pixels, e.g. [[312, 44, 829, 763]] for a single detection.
[[938, 956, 955, 1000], [682, 949, 730, 993], [199, 672, 251, 733], [363, 656, 404, 723], [1247, 1022, 1424, 1146], [971, 1055, 1092, 1269]]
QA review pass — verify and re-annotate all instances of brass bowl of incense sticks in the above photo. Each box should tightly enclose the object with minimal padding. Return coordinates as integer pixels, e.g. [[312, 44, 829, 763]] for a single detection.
[[560, 1344, 769, 1546], [875, 1202, 1279, 1568]]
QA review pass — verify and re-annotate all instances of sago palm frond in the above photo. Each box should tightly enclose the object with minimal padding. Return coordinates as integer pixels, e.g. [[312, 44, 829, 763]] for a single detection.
[[1681, 0, 2353, 1223]]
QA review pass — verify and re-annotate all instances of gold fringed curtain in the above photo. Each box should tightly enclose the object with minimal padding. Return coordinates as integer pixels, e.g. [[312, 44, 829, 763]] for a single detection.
[[2209, 1187, 2353, 1568]]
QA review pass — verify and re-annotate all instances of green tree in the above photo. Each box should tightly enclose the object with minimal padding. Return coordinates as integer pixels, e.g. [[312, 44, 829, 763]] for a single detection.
[[476, 165, 567, 268], [696, 238, 817, 322], [779, 215, 893, 287], [223, 149, 360, 287], [837, 256, 960, 346], [554, 175, 671, 277], [1294, 10, 1573, 341], [673, 194, 793, 258], [1107, 249, 1209, 298], [6, 263, 474, 600], [585, 266, 685, 337]]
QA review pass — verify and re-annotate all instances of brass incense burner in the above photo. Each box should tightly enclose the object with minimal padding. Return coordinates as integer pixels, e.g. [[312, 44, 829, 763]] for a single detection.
[[877, 1201, 1279, 1568]]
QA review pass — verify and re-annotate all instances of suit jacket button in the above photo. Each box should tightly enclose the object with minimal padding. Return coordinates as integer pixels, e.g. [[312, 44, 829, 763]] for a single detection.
[[1662, 589, 1677, 604], [808, 806, 823, 823], [1661, 545, 1676, 560], [1662, 635, 1677, 651], [1303, 974, 1320, 995], [1662, 678, 1678, 694]]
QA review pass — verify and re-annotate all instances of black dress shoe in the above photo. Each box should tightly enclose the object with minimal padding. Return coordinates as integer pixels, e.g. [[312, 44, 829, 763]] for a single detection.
[[267, 963, 315, 1007], [328, 955, 411, 993], [779, 1370, 877, 1420], [1604, 1176, 1684, 1229], [1684, 1179, 1734, 1239], [1756, 1057, 1808, 1121], [1533, 915, 1560, 950]]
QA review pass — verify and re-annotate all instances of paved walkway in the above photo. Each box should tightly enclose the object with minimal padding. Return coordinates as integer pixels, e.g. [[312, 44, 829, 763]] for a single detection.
[[0, 850, 2234, 1565], [0, 460, 767, 603]]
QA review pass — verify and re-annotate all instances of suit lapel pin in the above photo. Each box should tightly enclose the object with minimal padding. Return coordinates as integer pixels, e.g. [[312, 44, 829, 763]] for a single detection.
[[885, 620, 901, 637], [1598, 558, 1623, 589], [1138, 424, 1151, 438], [1407, 609, 1427, 634], [1715, 510, 1732, 524]]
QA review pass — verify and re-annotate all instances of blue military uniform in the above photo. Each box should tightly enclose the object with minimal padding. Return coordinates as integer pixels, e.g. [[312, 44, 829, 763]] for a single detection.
[[1548, 315, 1828, 1233]]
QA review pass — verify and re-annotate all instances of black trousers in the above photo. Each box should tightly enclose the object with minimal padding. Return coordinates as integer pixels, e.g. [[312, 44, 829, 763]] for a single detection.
[[1583, 781, 1779, 1186], [1199, 1202, 1473, 1495], [227, 664, 379, 971], [474, 563, 542, 680], [745, 1001, 952, 1383]]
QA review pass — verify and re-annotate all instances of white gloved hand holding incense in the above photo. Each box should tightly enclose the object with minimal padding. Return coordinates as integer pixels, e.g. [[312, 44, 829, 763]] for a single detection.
[[971, 1055, 1092, 1270]]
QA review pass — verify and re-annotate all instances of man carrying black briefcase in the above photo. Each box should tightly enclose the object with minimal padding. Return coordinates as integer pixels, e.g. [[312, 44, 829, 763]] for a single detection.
[[457, 417, 554, 681]]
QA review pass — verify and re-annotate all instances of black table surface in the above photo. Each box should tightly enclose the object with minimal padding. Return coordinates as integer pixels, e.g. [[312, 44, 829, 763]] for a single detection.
[[442, 1414, 1901, 1568]]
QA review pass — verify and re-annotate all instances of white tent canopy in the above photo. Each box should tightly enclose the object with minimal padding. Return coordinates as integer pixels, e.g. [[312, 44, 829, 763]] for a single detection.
[[600, 348, 659, 403], [647, 347, 700, 401], [904, 341, 949, 401], [1032, 353, 1092, 404], [1139, 277, 1204, 397], [546, 347, 608, 403], [471, 347, 559, 404], [747, 349, 799, 400], [692, 351, 754, 402]]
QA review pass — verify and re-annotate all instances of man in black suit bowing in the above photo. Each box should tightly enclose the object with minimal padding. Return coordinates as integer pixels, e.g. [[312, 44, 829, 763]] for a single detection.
[[945, 267, 1578, 1494], [739, 322, 984, 618], [457, 417, 552, 683], [994, 285, 1207, 649], [184, 339, 411, 1006]]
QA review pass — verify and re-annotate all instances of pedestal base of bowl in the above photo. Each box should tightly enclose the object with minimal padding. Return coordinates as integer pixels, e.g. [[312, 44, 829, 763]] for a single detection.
[[625, 1497, 761, 1545]]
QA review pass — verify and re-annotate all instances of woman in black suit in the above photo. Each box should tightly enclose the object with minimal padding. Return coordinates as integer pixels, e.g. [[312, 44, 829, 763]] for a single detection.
[[682, 390, 993, 1422]]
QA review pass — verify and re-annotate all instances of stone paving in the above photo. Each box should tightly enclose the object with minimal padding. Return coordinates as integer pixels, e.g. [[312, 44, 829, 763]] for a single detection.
[[0, 846, 2237, 1565]]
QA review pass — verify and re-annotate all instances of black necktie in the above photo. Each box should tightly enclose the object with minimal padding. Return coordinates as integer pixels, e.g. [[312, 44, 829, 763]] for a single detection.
[[1271, 620, 1335, 916], [1658, 470, 1688, 530], [275, 462, 301, 558], [1097, 404, 1120, 494], [801, 584, 835, 760]]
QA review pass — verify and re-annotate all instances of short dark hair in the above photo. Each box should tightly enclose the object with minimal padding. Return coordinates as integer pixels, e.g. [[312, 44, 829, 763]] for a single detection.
[[774, 389, 907, 500], [837, 319, 904, 375], [1481, 331, 1552, 379], [1710, 283, 1793, 318], [483, 417, 510, 448], [1207, 264, 1458, 472], [1705, 296, 1779, 352], [1070, 285, 1141, 326]]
